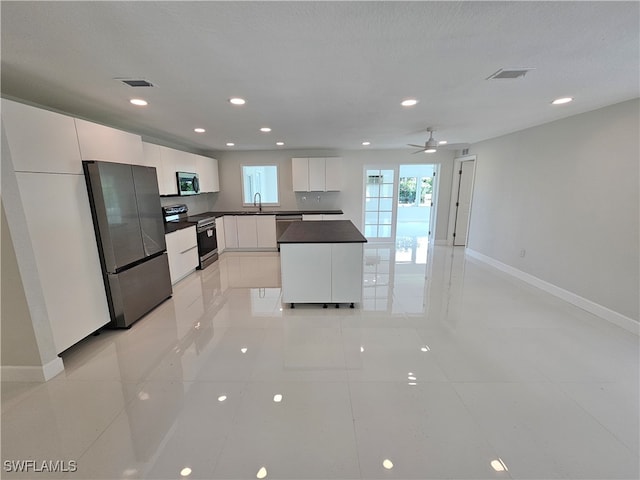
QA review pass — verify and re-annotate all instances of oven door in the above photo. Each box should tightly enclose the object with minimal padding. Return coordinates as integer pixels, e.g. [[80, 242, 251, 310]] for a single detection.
[[196, 223, 218, 268]]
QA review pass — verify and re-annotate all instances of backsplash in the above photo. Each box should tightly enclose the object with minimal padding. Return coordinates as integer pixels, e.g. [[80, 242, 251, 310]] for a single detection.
[[160, 193, 216, 215], [294, 191, 342, 211]]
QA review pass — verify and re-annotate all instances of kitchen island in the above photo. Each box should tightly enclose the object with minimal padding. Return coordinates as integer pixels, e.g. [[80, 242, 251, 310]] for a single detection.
[[278, 220, 367, 308]]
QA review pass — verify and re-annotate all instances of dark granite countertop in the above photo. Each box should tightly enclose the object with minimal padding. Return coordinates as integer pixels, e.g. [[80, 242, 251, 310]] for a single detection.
[[164, 210, 344, 235], [164, 219, 198, 234], [204, 209, 343, 218], [278, 220, 367, 244]]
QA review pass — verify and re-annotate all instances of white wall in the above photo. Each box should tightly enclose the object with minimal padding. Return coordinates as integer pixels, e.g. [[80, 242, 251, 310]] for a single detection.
[[213, 149, 456, 242], [467, 98, 639, 323]]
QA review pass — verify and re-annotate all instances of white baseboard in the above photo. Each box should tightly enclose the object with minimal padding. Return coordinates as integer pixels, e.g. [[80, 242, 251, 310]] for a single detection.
[[465, 248, 639, 335], [2, 357, 64, 382]]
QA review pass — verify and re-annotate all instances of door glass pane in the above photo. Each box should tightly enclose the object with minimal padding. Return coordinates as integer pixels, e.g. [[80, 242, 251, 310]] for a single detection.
[[364, 225, 377, 237], [365, 212, 379, 224], [365, 184, 380, 198], [365, 197, 379, 212], [378, 225, 392, 237], [379, 211, 392, 225], [379, 198, 393, 211], [380, 183, 394, 197]]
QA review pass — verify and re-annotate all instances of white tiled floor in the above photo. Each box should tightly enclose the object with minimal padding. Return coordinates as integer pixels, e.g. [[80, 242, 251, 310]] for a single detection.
[[2, 246, 639, 479]]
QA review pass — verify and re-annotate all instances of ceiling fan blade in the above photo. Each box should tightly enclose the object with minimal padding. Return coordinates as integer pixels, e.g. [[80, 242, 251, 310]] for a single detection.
[[436, 142, 470, 150], [407, 144, 426, 148], [411, 149, 426, 154]]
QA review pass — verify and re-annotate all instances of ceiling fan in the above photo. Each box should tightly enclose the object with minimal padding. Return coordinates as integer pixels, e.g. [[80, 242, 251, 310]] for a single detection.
[[408, 128, 468, 154]]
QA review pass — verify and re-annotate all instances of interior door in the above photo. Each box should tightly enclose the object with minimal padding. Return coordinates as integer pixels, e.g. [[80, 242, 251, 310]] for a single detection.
[[453, 160, 475, 246]]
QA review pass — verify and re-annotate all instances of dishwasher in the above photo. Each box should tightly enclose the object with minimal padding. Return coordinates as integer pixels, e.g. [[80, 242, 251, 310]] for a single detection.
[[276, 214, 302, 250]]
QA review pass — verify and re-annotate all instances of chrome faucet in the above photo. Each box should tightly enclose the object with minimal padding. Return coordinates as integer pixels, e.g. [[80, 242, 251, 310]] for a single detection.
[[253, 192, 262, 212]]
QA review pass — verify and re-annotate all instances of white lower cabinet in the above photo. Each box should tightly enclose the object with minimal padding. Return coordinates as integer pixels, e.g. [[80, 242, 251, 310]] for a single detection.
[[302, 214, 345, 221], [280, 242, 363, 305], [236, 216, 258, 248], [166, 226, 199, 284], [256, 215, 277, 248], [215, 216, 226, 253], [222, 215, 277, 250], [281, 244, 332, 303], [223, 216, 239, 249]]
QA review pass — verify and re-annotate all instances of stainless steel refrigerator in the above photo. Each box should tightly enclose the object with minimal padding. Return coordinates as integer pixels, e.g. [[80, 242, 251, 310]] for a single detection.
[[83, 160, 172, 328]]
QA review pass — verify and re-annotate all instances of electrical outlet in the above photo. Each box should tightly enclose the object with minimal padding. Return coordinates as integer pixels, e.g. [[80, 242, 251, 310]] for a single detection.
[[519, 249, 526, 258]]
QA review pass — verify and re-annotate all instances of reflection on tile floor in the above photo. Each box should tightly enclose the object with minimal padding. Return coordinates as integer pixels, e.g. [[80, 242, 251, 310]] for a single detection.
[[2, 247, 638, 479]]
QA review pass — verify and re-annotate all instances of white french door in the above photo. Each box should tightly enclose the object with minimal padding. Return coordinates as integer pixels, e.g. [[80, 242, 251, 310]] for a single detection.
[[363, 167, 396, 241]]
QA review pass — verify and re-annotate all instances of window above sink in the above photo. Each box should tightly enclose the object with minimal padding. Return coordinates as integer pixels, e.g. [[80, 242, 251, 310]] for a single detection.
[[241, 165, 280, 207]]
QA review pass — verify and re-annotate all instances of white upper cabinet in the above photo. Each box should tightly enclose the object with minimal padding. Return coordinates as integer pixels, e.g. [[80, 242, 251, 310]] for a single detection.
[[324, 157, 343, 191], [292, 157, 310, 191], [291, 157, 342, 192], [143, 143, 176, 195], [308, 158, 326, 191], [195, 154, 220, 193], [75, 118, 143, 164], [162, 147, 195, 174], [153, 147, 219, 195], [1, 99, 82, 174], [141, 141, 161, 168]]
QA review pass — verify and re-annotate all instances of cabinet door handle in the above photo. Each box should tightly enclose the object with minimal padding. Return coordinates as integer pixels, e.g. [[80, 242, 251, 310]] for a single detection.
[[180, 245, 198, 254]]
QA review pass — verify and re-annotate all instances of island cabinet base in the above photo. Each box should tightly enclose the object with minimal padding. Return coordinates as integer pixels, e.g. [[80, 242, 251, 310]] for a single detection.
[[280, 243, 364, 307]]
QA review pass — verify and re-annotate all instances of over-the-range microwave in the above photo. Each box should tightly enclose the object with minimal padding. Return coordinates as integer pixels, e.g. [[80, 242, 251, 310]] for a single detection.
[[176, 171, 200, 195]]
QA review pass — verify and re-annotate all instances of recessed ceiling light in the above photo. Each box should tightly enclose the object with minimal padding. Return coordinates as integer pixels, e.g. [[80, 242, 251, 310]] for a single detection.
[[226, 142, 235, 147], [401, 99, 418, 107], [180, 467, 192, 477], [438, 140, 447, 145], [260, 127, 271, 133], [229, 97, 246, 105], [276, 141, 285, 146], [425, 148, 436, 153], [362, 141, 371, 146], [129, 98, 148, 106], [194, 128, 205, 133], [256, 467, 268, 479], [552, 97, 573, 105]]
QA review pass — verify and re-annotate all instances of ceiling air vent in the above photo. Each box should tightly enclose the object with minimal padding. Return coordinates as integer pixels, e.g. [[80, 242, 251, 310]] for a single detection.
[[119, 79, 154, 87], [486, 68, 534, 80]]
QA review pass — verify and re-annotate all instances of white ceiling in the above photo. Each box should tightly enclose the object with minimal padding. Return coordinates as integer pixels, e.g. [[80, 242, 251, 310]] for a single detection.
[[2, 1, 638, 154]]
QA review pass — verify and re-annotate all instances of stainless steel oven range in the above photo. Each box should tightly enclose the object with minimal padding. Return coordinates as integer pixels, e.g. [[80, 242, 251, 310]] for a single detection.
[[192, 215, 218, 269], [163, 204, 218, 270]]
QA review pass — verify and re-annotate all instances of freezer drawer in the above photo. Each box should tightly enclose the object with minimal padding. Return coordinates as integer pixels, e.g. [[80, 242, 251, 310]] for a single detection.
[[107, 253, 172, 328]]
